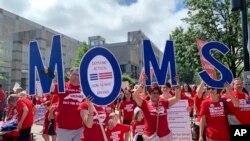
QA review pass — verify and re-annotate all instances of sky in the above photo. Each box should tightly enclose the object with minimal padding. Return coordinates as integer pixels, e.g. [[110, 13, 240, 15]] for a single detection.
[[0, 0, 188, 51]]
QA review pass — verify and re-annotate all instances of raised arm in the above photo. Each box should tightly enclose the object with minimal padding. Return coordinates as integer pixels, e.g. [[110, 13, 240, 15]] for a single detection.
[[132, 84, 144, 107], [168, 75, 181, 107], [225, 82, 239, 107], [80, 97, 95, 128], [196, 81, 205, 99], [168, 85, 181, 107]]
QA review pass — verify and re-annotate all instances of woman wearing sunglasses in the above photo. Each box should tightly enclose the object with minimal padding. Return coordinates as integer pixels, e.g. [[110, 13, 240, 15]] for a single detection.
[[199, 83, 238, 141]]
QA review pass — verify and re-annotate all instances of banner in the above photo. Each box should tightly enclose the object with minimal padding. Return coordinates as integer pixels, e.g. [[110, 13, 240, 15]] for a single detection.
[[196, 39, 217, 79]]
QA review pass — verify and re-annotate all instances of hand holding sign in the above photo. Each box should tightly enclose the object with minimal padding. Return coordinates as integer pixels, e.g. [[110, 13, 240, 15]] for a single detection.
[[224, 82, 233, 93], [85, 96, 94, 114]]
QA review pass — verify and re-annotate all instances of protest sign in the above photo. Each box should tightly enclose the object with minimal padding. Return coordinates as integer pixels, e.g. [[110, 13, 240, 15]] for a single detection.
[[79, 47, 122, 105], [168, 100, 192, 141]]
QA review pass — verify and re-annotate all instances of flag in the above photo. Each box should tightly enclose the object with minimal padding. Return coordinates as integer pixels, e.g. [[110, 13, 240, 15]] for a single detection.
[[196, 39, 217, 79], [89, 72, 113, 81]]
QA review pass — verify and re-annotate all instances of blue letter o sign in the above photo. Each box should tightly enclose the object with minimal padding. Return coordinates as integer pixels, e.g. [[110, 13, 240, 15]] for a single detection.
[[79, 47, 122, 105]]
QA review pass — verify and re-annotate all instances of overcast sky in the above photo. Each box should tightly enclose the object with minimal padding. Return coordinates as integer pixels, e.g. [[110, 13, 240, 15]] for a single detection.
[[0, 0, 188, 51]]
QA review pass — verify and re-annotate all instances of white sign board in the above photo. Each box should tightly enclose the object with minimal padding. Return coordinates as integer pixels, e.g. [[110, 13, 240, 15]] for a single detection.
[[167, 100, 192, 141], [34, 105, 46, 125]]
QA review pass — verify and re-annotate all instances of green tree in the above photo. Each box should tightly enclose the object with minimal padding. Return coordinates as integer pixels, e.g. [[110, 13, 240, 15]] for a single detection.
[[122, 73, 135, 85], [71, 42, 89, 67], [170, 0, 249, 83]]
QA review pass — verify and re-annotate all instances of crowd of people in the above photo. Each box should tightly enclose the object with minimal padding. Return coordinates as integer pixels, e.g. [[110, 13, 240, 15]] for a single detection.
[[0, 68, 249, 141]]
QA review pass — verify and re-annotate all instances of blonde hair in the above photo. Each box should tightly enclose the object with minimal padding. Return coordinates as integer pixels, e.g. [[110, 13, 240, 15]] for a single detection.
[[7, 94, 20, 104], [109, 112, 118, 119]]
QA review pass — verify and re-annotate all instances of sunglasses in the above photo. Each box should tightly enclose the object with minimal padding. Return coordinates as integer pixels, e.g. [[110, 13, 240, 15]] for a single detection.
[[207, 87, 216, 90]]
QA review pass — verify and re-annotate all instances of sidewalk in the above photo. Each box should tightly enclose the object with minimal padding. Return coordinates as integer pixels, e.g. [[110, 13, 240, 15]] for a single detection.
[[31, 124, 44, 141]]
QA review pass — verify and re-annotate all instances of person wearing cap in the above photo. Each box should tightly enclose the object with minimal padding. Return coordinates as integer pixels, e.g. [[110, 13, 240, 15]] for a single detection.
[[131, 107, 144, 141], [198, 83, 238, 141], [133, 76, 181, 141]]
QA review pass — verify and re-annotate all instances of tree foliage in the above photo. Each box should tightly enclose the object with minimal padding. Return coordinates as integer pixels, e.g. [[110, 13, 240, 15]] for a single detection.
[[122, 73, 135, 85], [71, 42, 89, 67], [170, 0, 249, 83]]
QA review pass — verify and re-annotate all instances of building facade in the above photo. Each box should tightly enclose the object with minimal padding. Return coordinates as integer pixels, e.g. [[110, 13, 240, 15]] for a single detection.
[[88, 30, 163, 80], [0, 8, 82, 91]]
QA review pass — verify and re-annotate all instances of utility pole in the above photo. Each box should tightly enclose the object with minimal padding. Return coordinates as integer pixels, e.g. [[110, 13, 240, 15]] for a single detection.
[[231, 0, 250, 92]]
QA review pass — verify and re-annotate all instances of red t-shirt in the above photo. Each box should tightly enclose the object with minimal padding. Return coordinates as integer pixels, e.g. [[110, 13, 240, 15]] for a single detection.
[[105, 103, 115, 116], [131, 120, 144, 136], [0, 89, 6, 110], [118, 100, 136, 121], [140, 100, 170, 137], [194, 95, 209, 122], [106, 123, 130, 141], [6, 103, 16, 121], [78, 101, 107, 141], [181, 91, 194, 107], [16, 98, 34, 129], [199, 98, 230, 140], [226, 91, 250, 124], [55, 82, 84, 129]]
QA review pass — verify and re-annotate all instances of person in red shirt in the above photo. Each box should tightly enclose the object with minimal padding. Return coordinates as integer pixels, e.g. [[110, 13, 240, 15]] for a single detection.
[[106, 112, 130, 141], [160, 82, 174, 100], [42, 101, 56, 141], [0, 84, 6, 121], [78, 97, 108, 141], [7, 94, 35, 141], [133, 78, 181, 141], [199, 83, 237, 141], [119, 89, 137, 124], [52, 68, 84, 141], [225, 78, 250, 125], [181, 83, 194, 117], [194, 81, 209, 122], [131, 107, 144, 141]]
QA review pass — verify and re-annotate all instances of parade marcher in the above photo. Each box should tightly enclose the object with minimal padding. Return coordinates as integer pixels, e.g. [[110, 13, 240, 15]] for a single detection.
[[133, 76, 181, 141], [225, 78, 250, 125], [181, 83, 194, 117], [198, 83, 238, 141], [0, 84, 6, 121], [7, 93, 35, 141], [160, 82, 174, 100], [119, 89, 137, 125], [194, 81, 209, 122], [78, 96, 108, 141], [52, 68, 84, 141], [42, 101, 56, 141], [131, 107, 144, 141], [106, 112, 130, 141]]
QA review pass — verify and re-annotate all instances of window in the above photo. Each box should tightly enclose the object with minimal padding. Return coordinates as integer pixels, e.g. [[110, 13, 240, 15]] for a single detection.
[[120, 64, 126, 73]]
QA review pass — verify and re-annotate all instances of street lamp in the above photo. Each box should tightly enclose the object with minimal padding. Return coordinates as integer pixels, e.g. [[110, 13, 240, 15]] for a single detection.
[[231, 0, 250, 92]]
